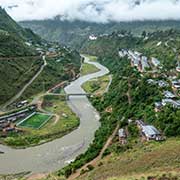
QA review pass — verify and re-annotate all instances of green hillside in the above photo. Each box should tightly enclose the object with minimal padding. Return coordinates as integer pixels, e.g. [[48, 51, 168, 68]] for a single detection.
[[0, 56, 42, 106], [0, 7, 44, 106], [21, 19, 180, 49], [0, 8, 82, 109], [0, 7, 42, 57], [0, 7, 41, 44], [51, 30, 180, 180], [0, 30, 35, 57]]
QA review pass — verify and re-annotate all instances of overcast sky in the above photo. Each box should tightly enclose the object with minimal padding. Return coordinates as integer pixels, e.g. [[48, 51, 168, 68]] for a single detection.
[[0, 0, 180, 22]]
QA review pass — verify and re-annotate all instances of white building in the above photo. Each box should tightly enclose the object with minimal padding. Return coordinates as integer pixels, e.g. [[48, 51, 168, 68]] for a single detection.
[[176, 61, 180, 72], [89, 35, 97, 40], [141, 125, 162, 141], [158, 80, 169, 88], [119, 49, 128, 58], [138, 56, 150, 72], [151, 57, 160, 67], [172, 80, 180, 90], [163, 91, 176, 99], [162, 99, 180, 109]]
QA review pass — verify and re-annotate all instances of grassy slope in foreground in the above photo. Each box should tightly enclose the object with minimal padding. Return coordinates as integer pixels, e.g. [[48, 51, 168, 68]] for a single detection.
[[3, 95, 79, 147], [77, 138, 180, 180]]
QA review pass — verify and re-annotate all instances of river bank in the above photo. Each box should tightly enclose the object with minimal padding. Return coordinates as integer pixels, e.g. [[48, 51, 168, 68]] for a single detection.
[[0, 55, 109, 175]]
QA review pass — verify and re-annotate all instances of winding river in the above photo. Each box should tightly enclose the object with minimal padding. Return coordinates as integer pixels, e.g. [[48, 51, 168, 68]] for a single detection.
[[0, 55, 109, 174]]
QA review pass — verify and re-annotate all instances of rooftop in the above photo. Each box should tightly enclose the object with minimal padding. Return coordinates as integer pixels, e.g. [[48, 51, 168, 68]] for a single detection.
[[163, 91, 176, 98], [118, 129, 126, 138], [142, 125, 161, 137]]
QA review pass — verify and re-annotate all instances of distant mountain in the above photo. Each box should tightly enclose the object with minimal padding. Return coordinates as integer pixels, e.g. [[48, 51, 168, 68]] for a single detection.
[[20, 19, 180, 49], [0, 7, 41, 57]]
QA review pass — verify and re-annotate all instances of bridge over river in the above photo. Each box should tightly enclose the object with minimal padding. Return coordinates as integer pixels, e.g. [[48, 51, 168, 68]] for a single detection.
[[48, 92, 92, 100], [0, 55, 110, 175]]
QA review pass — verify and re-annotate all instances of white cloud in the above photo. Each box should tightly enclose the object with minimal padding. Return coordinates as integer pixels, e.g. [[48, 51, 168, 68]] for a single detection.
[[1, 0, 180, 22]]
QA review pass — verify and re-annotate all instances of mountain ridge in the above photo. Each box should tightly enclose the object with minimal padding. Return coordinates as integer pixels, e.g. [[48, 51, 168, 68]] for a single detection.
[[21, 19, 180, 49]]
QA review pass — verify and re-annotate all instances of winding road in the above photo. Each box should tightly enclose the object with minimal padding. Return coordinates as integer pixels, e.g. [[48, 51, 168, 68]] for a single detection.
[[0, 55, 110, 175]]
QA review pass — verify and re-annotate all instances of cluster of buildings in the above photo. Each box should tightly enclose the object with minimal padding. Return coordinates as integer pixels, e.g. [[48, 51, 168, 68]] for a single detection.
[[118, 119, 164, 145], [16, 100, 28, 108], [35, 42, 69, 58], [155, 91, 180, 111], [153, 78, 180, 111], [0, 105, 36, 133], [147, 70, 180, 111], [119, 49, 161, 72], [147, 79, 169, 88]]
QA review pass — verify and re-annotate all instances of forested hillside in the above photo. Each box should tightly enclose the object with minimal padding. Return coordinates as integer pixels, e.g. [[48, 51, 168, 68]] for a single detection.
[[55, 30, 180, 180], [82, 30, 180, 136], [21, 19, 180, 49]]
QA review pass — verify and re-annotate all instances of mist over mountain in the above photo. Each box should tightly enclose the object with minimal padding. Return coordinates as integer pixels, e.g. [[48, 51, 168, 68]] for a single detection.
[[1, 0, 180, 22]]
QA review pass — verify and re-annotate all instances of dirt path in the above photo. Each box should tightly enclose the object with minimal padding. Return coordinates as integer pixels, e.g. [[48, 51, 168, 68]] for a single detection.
[[127, 79, 132, 105], [0, 56, 40, 60], [68, 123, 120, 180], [47, 81, 68, 94], [27, 173, 48, 180], [2, 56, 47, 110]]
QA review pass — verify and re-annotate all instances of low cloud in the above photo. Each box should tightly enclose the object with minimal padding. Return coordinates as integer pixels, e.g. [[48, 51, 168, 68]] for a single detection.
[[1, 0, 180, 22]]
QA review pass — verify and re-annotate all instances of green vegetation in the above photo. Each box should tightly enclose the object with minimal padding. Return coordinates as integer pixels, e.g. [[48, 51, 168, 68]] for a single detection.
[[58, 101, 118, 178], [82, 30, 180, 137], [18, 113, 52, 129], [0, 56, 42, 106], [19, 50, 81, 101], [0, 31, 36, 57], [0, 7, 41, 57], [0, 8, 44, 106], [2, 95, 79, 147], [81, 62, 99, 76], [83, 54, 98, 62], [82, 75, 110, 95], [21, 19, 180, 49], [56, 30, 180, 179]]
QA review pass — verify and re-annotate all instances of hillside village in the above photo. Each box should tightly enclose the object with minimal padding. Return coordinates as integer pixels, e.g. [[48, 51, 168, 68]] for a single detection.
[[117, 48, 180, 144], [119, 49, 180, 109]]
